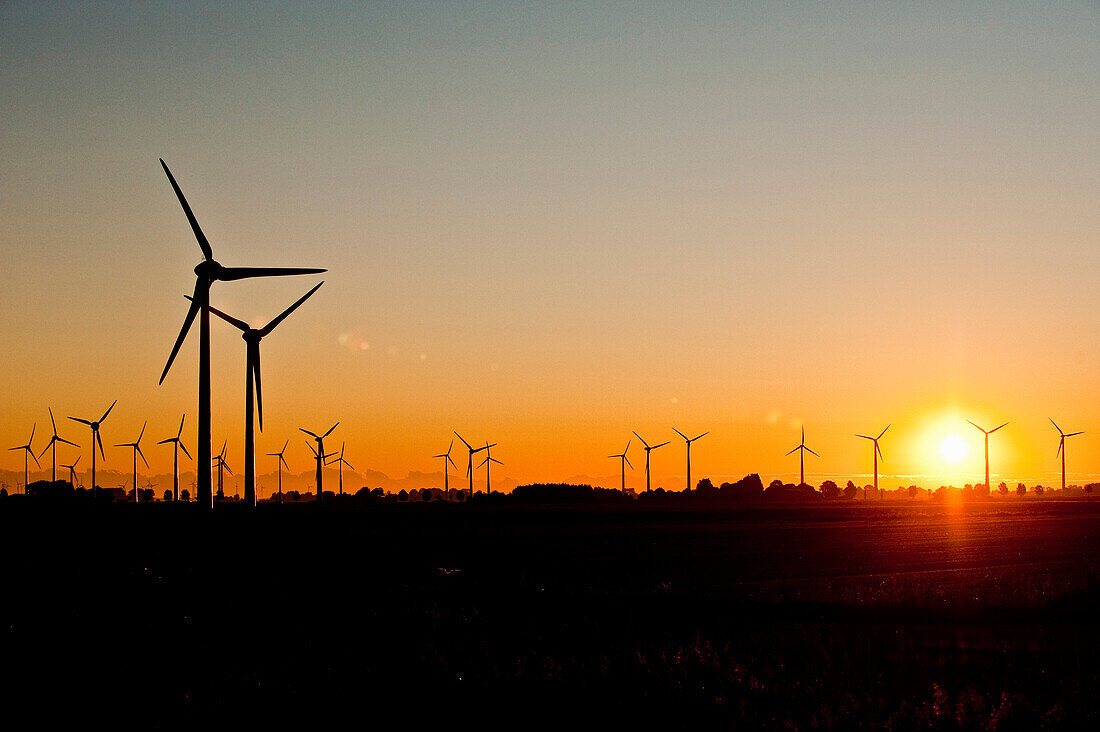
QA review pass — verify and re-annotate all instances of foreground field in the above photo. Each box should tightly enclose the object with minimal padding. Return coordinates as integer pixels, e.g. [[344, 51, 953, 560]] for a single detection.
[[1, 500, 1097, 729]]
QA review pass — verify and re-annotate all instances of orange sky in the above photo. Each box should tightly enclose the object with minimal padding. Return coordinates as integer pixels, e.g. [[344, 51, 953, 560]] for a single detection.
[[1, 3, 1097, 491]]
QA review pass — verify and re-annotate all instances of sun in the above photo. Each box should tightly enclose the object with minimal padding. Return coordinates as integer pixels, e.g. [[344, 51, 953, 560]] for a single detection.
[[939, 434, 968, 463]]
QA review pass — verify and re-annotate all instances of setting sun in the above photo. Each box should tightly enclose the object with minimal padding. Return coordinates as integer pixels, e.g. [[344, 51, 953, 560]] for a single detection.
[[939, 435, 969, 464]]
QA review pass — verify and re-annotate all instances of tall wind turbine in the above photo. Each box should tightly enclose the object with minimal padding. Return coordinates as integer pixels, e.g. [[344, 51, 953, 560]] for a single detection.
[[478, 443, 502, 494], [158, 159, 326, 510], [157, 414, 192, 501], [608, 440, 633, 492], [632, 432, 670, 492], [855, 425, 889, 495], [785, 426, 819, 487], [434, 440, 458, 501], [213, 441, 232, 498], [115, 421, 149, 503], [1050, 419, 1085, 492], [672, 428, 708, 492], [68, 400, 115, 498], [267, 440, 290, 503], [325, 442, 355, 495], [201, 282, 323, 507], [454, 432, 492, 499], [966, 420, 1008, 491], [39, 408, 78, 483], [300, 423, 339, 500], [8, 424, 39, 495], [62, 456, 81, 489]]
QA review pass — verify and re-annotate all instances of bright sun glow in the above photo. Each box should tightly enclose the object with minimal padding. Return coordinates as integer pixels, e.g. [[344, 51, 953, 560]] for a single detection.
[[939, 434, 968, 463]]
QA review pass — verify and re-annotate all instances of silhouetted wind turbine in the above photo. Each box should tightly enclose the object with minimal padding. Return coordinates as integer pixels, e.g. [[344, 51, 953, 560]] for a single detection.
[[608, 440, 633, 492], [672, 428, 708, 492], [213, 441, 232, 498], [1050, 419, 1084, 492], [855, 425, 889, 495], [8, 424, 39, 495], [267, 440, 290, 503], [300, 423, 338, 500], [434, 440, 458, 501], [68, 400, 115, 498], [966, 420, 1008, 491], [157, 414, 192, 501], [632, 432, 670, 492], [325, 442, 354, 495], [478, 443, 502, 494], [62, 456, 81, 488], [39, 408, 78, 483], [115, 421, 149, 504], [158, 159, 326, 510], [454, 432, 492, 499], [785, 426, 819, 487]]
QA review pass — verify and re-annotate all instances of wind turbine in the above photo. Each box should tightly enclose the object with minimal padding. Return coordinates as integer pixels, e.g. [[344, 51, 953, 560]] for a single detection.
[[433, 440, 458, 501], [608, 440, 633, 492], [213, 441, 232, 498], [157, 158, 326, 510], [197, 282, 323, 506], [325, 442, 355, 495], [855, 425, 889, 495], [966, 420, 1008, 491], [1050, 419, 1085, 492], [68, 400, 116, 498], [38, 408, 78, 483], [672, 428, 708, 492], [300, 423, 339, 500], [157, 414, 192, 501], [267, 440, 290, 503], [8, 424, 39, 495], [115, 421, 149, 503], [632, 432, 670, 492], [785, 426, 819, 487], [62, 456, 81, 488], [478, 443, 502, 494], [454, 432, 493, 499]]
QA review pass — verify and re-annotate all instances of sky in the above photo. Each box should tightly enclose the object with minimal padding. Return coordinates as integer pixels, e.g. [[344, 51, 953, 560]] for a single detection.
[[1, 1, 1097, 493]]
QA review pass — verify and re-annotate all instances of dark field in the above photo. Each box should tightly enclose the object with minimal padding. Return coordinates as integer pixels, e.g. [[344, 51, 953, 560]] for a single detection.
[[1, 499, 1097, 729]]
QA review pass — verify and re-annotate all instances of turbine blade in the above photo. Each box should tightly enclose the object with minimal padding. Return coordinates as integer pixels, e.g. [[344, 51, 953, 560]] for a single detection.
[[158, 438, 174, 445], [693, 432, 709, 441], [323, 422, 339, 439], [137, 446, 149, 469], [203, 300, 250, 333], [446, 439, 453, 456], [478, 457, 488, 469], [1049, 417, 1062, 434], [1057, 439, 1063, 457], [58, 438, 78, 448], [279, 455, 288, 469], [624, 456, 633, 470], [300, 428, 319, 438], [69, 417, 92, 426], [160, 159, 213, 260], [259, 281, 323, 337], [785, 446, 800, 456], [160, 283, 201, 384], [652, 441, 670, 449], [876, 443, 884, 461], [806, 446, 820, 457], [137, 421, 146, 442], [343, 460, 355, 470], [49, 407, 57, 434], [1065, 431, 1084, 437], [218, 266, 326, 282], [491, 457, 502, 465], [966, 419, 983, 432], [96, 431, 105, 460], [624, 439, 631, 454], [454, 431, 472, 450], [990, 422, 1008, 434], [305, 441, 318, 457], [447, 455, 457, 469], [30, 450, 41, 468], [177, 413, 186, 439], [632, 431, 650, 448], [179, 442, 192, 460], [281, 440, 289, 453], [223, 462, 233, 475], [100, 400, 116, 423], [877, 424, 890, 440], [672, 427, 687, 441], [855, 435, 872, 440], [37, 439, 53, 460], [252, 344, 263, 431]]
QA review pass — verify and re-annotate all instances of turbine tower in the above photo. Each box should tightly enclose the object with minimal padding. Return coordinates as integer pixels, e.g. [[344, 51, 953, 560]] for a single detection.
[[433, 440, 458, 501], [202, 282, 324, 506], [325, 442, 355, 495], [855, 425, 889, 495], [68, 400, 116, 498], [454, 432, 492, 499], [8, 424, 39, 495], [213, 441, 232, 498], [62, 456, 81, 489], [1050, 419, 1085, 492], [267, 440, 290, 503], [115, 421, 149, 503], [632, 431, 670, 492], [158, 159, 325, 510], [478, 443, 502, 494], [966, 420, 1008, 492], [39, 408, 78, 483], [672, 428, 709, 492], [157, 414, 192, 501], [785, 426, 819, 487], [608, 440, 633, 492], [300, 423, 339, 501]]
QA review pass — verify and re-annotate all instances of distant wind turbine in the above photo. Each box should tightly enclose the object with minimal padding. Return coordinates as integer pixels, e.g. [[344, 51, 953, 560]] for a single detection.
[[267, 440, 290, 503], [325, 442, 355, 495], [213, 441, 232, 498], [158, 158, 326, 510], [39, 408, 78, 483], [8, 424, 40, 495], [632, 432, 670, 492], [454, 432, 492, 499], [434, 440, 458, 501], [199, 281, 323, 507], [62, 456, 81, 489], [300, 423, 339, 500], [672, 428, 708, 492], [785, 426, 819, 487], [157, 414, 192, 501], [478, 443, 502, 494], [855, 425, 889, 495], [966, 420, 1008, 491], [115, 421, 149, 503], [1050, 419, 1085, 492], [608, 440, 633, 492], [68, 400, 116, 498]]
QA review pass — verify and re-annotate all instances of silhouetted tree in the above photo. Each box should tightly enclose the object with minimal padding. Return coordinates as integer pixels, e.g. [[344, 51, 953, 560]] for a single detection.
[[908, 485, 919, 499], [998, 481, 1008, 495], [180, 488, 190, 502], [1034, 485, 1044, 495], [1016, 483, 1026, 496], [1086, 483, 1097, 494], [163, 489, 173, 502], [819, 480, 840, 499], [843, 480, 857, 499]]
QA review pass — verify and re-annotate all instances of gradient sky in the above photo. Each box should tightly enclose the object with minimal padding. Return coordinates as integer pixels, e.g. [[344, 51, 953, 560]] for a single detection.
[[1, 2, 1097, 491]]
